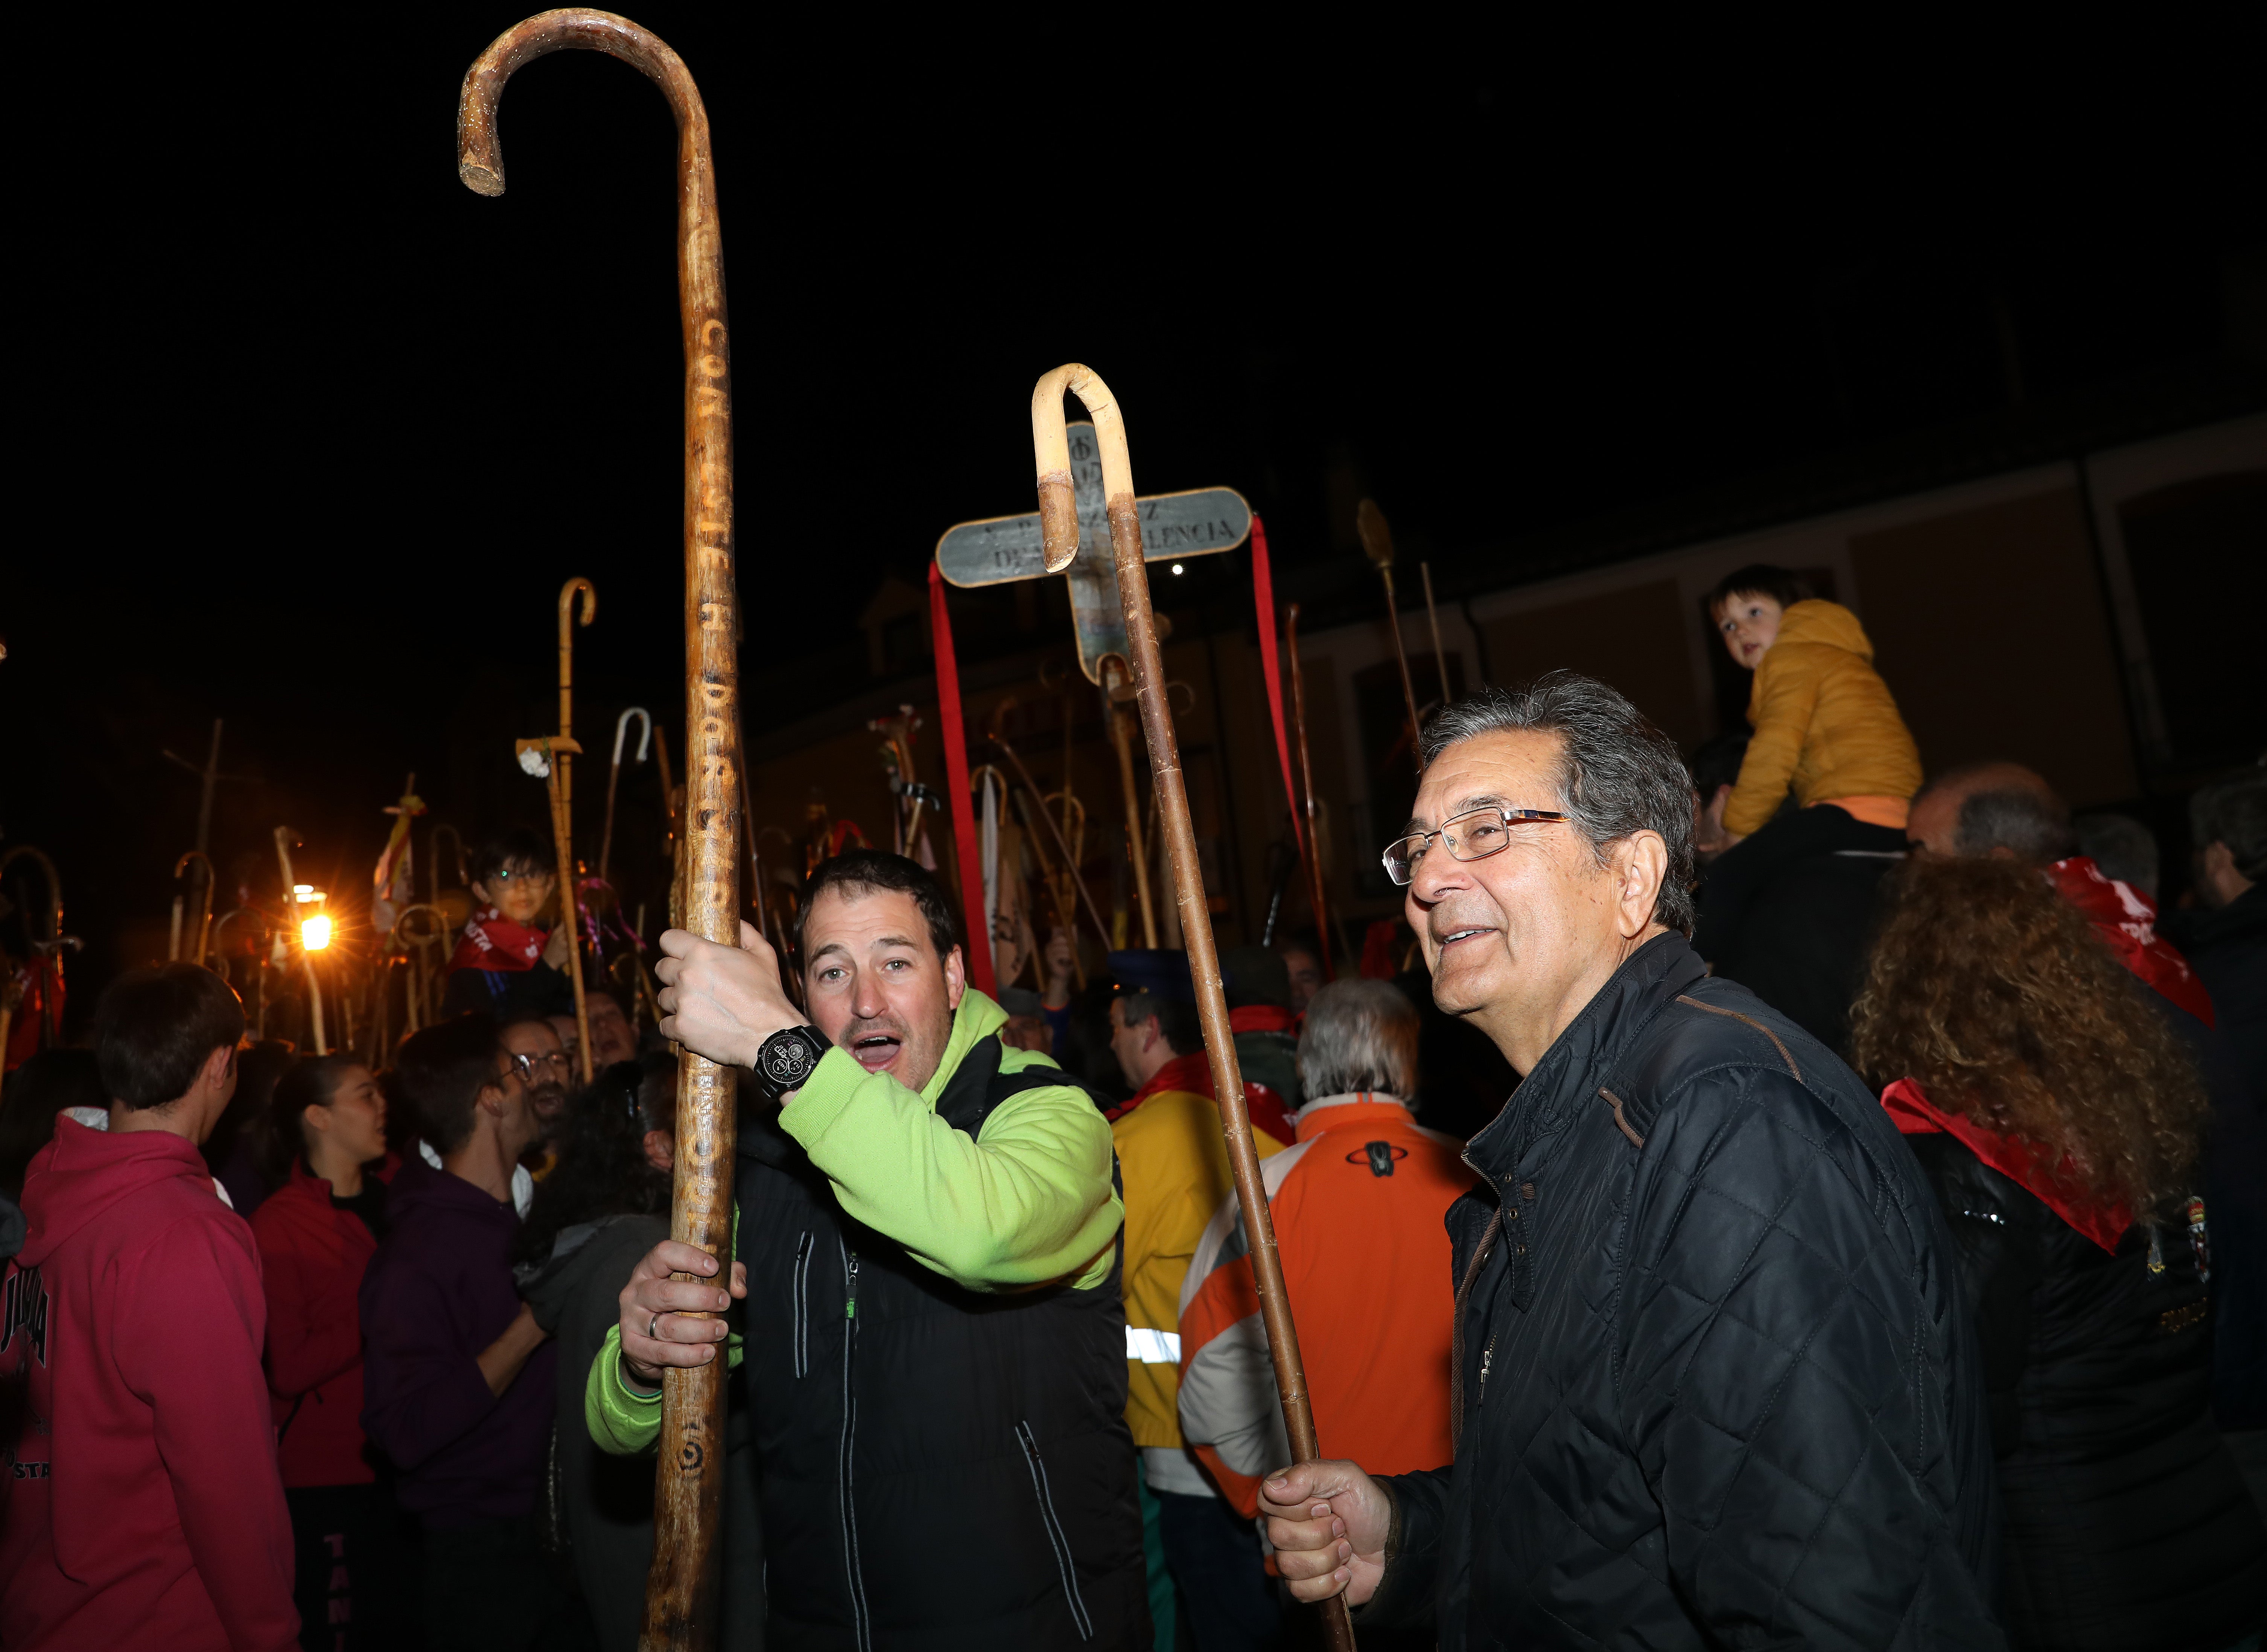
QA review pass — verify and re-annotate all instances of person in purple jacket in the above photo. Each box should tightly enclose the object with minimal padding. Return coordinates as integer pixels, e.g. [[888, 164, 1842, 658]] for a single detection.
[[358, 1015, 591, 1652]]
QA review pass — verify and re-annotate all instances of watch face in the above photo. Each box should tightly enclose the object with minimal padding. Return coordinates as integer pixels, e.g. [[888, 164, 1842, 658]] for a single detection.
[[761, 1030, 817, 1089]]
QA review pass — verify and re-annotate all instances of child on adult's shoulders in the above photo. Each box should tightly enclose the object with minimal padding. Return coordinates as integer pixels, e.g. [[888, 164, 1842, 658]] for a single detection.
[[440, 828, 577, 1023], [1707, 564, 1921, 844], [1692, 566, 1924, 978]]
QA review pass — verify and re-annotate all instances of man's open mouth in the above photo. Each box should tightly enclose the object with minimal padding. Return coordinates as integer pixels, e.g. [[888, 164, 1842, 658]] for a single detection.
[[1436, 926, 1493, 951], [850, 1033, 902, 1071]]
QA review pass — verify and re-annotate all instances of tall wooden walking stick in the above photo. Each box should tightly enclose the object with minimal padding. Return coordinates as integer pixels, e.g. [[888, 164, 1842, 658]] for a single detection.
[[600, 706, 652, 886], [1285, 604, 1334, 982], [1098, 655, 1159, 948], [520, 737, 596, 1082], [174, 851, 216, 968], [1357, 498, 1422, 776], [558, 576, 598, 812], [273, 827, 327, 1056], [459, 15, 742, 1647], [1033, 365, 1357, 1652], [1419, 561, 1453, 709]]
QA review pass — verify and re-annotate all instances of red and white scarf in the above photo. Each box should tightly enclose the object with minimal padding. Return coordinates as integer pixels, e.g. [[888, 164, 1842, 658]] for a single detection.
[[447, 907, 548, 974]]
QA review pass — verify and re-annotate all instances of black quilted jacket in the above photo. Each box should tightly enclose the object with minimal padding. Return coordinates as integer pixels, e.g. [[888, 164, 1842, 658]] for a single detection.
[[1362, 935, 2004, 1648], [1909, 1132, 2267, 1651]]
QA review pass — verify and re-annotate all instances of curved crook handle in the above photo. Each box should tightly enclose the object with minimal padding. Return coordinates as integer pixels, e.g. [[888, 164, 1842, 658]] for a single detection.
[[560, 576, 597, 635], [173, 850, 214, 883], [613, 705, 652, 765], [389, 903, 456, 951], [458, 9, 708, 197], [1095, 652, 1138, 704], [985, 693, 1019, 745], [1357, 497, 1397, 572], [1031, 363, 1134, 573]]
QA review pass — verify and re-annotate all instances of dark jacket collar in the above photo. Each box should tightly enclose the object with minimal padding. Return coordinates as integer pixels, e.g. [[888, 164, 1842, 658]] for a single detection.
[[1464, 932, 1707, 1183]]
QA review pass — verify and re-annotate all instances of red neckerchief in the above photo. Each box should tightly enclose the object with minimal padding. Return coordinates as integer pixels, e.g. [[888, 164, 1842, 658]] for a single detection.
[[2048, 857, 2215, 1027], [447, 907, 548, 974], [1882, 1077, 2131, 1253], [1105, 1049, 1297, 1144], [1228, 1004, 1298, 1035]]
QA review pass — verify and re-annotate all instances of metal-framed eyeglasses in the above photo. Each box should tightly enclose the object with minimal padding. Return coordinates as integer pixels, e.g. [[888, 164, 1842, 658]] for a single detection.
[[507, 1050, 572, 1083], [1381, 805, 1568, 886]]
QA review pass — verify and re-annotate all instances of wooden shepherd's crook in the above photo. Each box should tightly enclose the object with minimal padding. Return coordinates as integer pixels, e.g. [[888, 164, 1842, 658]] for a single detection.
[[175, 850, 217, 968], [460, 15, 742, 1649], [1033, 365, 1357, 1652], [520, 737, 597, 1084], [1097, 655, 1160, 948], [558, 576, 598, 810], [1357, 498, 1423, 777], [1419, 561, 1453, 709], [1286, 604, 1334, 982]]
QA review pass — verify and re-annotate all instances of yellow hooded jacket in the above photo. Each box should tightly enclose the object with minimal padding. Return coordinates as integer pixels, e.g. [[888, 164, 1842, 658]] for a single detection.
[[1723, 599, 1922, 838]]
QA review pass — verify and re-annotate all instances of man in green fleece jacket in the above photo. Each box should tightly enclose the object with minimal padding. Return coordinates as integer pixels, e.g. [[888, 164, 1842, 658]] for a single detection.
[[589, 850, 1147, 1648]]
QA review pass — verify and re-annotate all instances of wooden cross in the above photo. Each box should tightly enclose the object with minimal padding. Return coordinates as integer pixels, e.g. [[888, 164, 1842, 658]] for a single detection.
[[936, 421, 1251, 682]]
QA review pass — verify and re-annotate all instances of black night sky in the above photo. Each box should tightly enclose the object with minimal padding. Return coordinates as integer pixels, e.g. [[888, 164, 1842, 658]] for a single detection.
[[5, 11, 2261, 1012]]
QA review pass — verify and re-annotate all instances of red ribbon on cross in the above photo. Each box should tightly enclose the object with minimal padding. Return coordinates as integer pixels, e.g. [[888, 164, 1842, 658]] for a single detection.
[[928, 561, 997, 995], [1251, 514, 1305, 865]]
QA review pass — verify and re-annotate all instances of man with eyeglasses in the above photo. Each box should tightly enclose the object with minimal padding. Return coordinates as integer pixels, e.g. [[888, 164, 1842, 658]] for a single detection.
[[360, 1015, 580, 1649], [1258, 672, 2003, 1648], [501, 1017, 573, 1167]]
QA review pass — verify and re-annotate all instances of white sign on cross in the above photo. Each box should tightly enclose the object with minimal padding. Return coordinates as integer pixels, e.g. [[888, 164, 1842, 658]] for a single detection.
[[935, 421, 1251, 682]]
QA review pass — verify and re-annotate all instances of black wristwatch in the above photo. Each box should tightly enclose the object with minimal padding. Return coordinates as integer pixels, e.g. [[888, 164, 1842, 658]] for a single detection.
[[750, 1024, 831, 1100]]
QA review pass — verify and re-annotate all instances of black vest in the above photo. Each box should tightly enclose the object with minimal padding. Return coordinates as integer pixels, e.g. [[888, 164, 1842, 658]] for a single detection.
[[736, 1035, 1147, 1652]]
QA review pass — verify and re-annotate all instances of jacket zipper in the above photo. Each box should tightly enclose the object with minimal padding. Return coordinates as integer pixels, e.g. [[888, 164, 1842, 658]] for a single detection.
[[792, 1231, 814, 1378], [1478, 1333, 1498, 1405], [1016, 1421, 1096, 1641], [838, 1244, 871, 1650]]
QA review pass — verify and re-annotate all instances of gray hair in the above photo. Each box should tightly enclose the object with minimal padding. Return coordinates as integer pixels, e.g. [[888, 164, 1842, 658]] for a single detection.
[[1954, 788, 2077, 863], [2190, 767, 2267, 882], [1297, 979, 1420, 1099], [1418, 672, 1697, 935]]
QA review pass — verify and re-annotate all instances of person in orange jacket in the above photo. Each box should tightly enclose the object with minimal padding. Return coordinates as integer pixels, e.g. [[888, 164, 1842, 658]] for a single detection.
[[1177, 979, 1476, 1524]]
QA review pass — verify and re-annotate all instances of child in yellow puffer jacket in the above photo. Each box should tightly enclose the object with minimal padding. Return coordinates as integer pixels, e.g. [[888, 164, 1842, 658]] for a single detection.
[[1710, 566, 1922, 840]]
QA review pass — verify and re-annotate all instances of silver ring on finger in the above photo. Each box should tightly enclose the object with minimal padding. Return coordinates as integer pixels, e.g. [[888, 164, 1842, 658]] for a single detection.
[[648, 1312, 662, 1340]]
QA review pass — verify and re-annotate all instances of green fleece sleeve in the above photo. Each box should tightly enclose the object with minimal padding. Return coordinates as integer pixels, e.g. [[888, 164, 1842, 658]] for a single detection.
[[781, 1045, 1121, 1293], [585, 1322, 745, 1456]]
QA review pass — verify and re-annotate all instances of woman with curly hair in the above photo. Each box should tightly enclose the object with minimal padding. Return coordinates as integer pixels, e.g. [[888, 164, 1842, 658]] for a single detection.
[[1853, 856, 2266, 1651]]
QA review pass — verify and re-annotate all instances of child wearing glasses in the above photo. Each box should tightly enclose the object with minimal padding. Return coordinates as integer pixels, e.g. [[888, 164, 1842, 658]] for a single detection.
[[441, 828, 578, 1023]]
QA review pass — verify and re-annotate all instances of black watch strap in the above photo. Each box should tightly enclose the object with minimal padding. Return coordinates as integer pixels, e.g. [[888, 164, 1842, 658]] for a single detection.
[[752, 1025, 831, 1099]]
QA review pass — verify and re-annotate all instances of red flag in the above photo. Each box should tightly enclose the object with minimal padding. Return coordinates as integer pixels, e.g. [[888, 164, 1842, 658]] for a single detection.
[[1251, 515, 1305, 865], [928, 561, 997, 995]]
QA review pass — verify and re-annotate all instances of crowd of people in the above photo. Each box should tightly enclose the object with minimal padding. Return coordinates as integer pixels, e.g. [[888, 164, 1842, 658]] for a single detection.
[[0, 563, 2261, 1650]]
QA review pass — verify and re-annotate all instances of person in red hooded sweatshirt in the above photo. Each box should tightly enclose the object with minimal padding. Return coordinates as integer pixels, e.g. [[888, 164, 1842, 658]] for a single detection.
[[252, 1055, 403, 1651], [0, 963, 296, 1652]]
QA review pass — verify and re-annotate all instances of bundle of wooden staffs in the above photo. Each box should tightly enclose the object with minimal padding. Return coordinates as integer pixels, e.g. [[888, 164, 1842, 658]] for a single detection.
[[459, 11, 743, 1645]]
